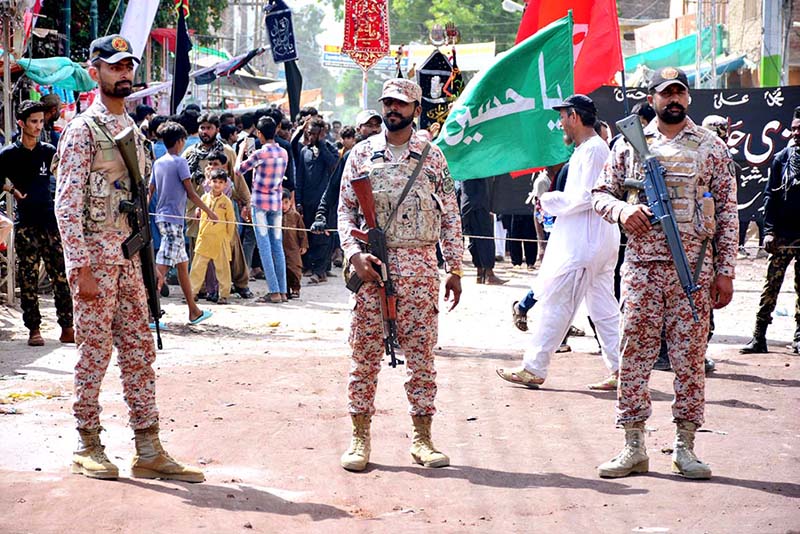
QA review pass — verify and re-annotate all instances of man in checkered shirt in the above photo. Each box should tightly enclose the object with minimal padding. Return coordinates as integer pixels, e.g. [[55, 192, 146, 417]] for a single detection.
[[237, 116, 290, 302]]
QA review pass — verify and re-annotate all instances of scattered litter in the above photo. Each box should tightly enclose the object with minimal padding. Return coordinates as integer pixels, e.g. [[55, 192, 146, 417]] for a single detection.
[[267, 321, 281, 327], [698, 428, 728, 435], [243, 523, 253, 530], [660, 447, 674, 455], [466, 417, 478, 422], [0, 406, 19, 415]]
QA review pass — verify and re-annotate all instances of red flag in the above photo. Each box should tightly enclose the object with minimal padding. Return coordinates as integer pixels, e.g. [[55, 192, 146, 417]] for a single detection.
[[174, 0, 189, 16], [342, 0, 390, 72], [516, 0, 622, 94]]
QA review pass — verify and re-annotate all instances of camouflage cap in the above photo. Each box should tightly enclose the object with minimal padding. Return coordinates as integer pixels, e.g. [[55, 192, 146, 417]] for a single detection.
[[379, 79, 422, 104], [89, 34, 140, 65]]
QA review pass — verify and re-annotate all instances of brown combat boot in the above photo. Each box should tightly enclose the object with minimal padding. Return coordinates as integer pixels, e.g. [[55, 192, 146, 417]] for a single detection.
[[131, 424, 205, 483], [672, 420, 712, 479], [72, 427, 119, 480], [410, 415, 449, 468], [483, 269, 508, 285], [597, 422, 649, 478], [340, 414, 371, 471]]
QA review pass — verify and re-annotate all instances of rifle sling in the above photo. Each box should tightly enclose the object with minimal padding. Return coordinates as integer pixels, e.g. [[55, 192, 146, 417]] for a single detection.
[[383, 143, 431, 235]]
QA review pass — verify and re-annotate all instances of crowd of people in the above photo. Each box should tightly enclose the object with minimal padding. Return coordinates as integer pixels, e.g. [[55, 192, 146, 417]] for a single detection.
[[2, 33, 799, 485]]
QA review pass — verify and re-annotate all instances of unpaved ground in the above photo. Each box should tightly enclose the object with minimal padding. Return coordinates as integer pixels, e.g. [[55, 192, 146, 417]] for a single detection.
[[1, 252, 798, 534]]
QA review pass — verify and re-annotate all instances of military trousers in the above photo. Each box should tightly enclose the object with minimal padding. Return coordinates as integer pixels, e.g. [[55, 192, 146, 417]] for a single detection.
[[348, 276, 439, 416], [68, 261, 158, 430], [15, 225, 73, 331], [617, 260, 712, 427], [754, 239, 800, 326]]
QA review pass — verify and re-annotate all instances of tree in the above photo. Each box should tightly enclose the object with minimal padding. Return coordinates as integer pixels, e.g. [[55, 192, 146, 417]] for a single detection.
[[324, 0, 520, 52], [34, 0, 228, 60]]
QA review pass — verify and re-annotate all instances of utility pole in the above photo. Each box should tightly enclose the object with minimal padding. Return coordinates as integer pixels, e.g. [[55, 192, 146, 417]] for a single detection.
[[90, 0, 98, 41], [0, 0, 15, 303], [61, 0, 71, 57]]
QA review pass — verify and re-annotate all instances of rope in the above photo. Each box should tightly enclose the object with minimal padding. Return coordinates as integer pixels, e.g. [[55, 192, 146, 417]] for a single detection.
[[150, 212, 791, 251]]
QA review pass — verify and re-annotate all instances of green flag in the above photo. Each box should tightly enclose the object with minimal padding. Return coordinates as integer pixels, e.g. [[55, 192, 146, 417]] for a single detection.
[[435, 13, 574, 181]]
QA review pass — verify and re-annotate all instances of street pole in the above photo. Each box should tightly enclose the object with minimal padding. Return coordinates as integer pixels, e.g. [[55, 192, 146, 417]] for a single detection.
[[2, 8, 14, 303], [695, 0, 703, 89], [361, 70, 368, 109], [90, 0, 98, 41], [710, 0, 717, 89], [61, 0, 71, 57]]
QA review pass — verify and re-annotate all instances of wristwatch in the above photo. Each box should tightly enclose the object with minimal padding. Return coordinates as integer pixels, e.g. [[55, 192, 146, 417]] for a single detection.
[[449, 269, 464, 278]]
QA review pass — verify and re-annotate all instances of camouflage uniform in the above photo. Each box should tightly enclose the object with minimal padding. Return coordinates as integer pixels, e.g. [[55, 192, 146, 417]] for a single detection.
[[338, 132, 463, 416], [55, 99, 158, 431], [593, 117, 738, 426], [753, 239, 800, 326]]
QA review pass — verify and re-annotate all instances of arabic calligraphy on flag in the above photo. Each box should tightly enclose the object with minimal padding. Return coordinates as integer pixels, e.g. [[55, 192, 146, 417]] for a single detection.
[[342, 0, 390, 72], [435, 14, 574, 181]]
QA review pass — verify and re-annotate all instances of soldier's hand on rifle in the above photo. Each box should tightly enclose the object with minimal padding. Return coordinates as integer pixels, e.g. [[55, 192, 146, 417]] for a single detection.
[[711, 274, 733, 309], [763, 235, 777, 255], [310, 216, 327, 235], [350, 252, 383, 284], [75, 266, 100, 301], [620, 204, 653, 236], [444, 274, 462, 311]]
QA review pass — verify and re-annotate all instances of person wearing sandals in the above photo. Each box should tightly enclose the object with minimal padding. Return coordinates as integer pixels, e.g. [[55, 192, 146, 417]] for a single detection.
[[1, 100, 74, 346], [54, 35, 204, 482], [338, 79, 464, 472], [237, 116, 288, 303], [189, 170, 236, 305], [496, 95, 621, 392]]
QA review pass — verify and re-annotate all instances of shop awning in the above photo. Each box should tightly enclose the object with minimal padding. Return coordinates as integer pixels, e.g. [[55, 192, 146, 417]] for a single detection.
[[624, 25, 725, 72]]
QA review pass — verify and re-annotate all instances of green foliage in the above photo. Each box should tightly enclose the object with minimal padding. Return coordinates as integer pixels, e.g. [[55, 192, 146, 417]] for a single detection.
[[34, 0, 228, 60], [324, 0, 520, 52], [292, 4, 337, 108]]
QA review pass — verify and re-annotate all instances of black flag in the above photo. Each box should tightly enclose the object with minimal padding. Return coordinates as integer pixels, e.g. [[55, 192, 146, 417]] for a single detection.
[[284, 60, 302, 122], [170, 2, 192, 114]]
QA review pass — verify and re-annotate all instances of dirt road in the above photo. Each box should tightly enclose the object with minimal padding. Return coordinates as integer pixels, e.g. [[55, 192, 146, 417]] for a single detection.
[[1, 256, 798, 533]]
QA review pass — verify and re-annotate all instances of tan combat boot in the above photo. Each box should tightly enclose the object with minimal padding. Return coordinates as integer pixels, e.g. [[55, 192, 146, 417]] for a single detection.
[[410, 415, 449, 468], [672, 420, 712, 479], [340, 414, 371, 471], [131, 424, 205, 483], [72, 427, 119, 479], [597, 422, 649, 478]]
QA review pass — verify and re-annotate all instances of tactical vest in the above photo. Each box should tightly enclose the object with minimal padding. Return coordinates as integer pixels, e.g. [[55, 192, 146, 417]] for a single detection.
[[367, 143, 443, 248], [627, 132, 716, 240], [82, 117, 133, 234]]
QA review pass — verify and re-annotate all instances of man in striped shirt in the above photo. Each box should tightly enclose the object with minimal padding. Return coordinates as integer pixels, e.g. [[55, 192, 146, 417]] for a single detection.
[[237, 117, 289, 303]]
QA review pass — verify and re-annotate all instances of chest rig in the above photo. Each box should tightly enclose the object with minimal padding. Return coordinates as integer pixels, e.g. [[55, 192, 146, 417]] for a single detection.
[[82, 117, 133, 234], [625, 130, 716, 239], [366, 142, 442, 248]]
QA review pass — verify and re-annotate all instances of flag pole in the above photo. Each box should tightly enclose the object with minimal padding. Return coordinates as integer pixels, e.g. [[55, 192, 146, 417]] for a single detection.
[[620, 67, 630, 115]]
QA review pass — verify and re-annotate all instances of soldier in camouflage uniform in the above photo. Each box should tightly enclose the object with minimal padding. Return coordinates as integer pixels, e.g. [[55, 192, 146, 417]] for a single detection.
[[0, 100, 73, 346], [741, 115, 800, 354], [592, 67, 738, 479], [55, 35, 203, 482], [338, 79, 464, 472]]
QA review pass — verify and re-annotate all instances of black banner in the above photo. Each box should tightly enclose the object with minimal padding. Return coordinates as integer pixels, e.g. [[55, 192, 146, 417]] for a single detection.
[[590, 85, 800, 222], [417, 50, 453, 130]]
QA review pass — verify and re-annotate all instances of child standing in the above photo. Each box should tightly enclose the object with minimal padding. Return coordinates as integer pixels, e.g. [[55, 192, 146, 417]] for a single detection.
[[149, 121, 216, 324], [190, 169, 236, 304], [281, 189, 307, 299]]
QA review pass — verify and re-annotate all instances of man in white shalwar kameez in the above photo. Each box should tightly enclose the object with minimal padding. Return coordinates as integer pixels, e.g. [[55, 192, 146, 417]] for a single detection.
[[497, 95, 620, 390]]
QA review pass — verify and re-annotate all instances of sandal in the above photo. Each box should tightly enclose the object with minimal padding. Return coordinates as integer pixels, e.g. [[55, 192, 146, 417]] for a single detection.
[[568, 325, 586, 337], [511, 301, 528, 332], [588, 373, 618, 391], [256, 293, 283, 304], [308, 274, 323, 284], [496, 367, 544, 388]]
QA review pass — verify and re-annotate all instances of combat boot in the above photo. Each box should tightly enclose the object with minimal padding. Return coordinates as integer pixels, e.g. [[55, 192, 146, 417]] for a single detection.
[[597, 422, 649, 478], [340, 414, 371, 471], [72, 427, 119, 479], [410, 415, 449, 468], [740, 320, 768, 354], [672, 420, 712, 479], [131, 424, 205, 483]]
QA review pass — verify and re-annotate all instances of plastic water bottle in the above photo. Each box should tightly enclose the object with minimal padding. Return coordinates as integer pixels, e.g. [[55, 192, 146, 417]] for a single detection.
[[543, 214, 555, 233]]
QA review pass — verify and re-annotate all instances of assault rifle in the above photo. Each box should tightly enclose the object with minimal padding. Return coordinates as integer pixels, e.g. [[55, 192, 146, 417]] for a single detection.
[[345, 174, 403, 368], [115, 127, 165, 348], [616, 114, 703, 322]]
